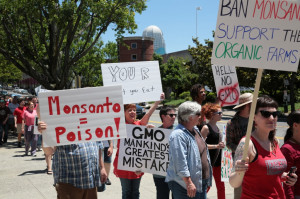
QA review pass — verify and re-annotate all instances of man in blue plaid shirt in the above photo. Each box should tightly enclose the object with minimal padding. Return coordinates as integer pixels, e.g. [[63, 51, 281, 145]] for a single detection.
[[39, 122, 107, 199]]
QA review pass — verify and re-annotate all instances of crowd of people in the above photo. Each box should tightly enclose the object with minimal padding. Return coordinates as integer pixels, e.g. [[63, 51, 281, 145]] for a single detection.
[[1, 84, 300, 199]]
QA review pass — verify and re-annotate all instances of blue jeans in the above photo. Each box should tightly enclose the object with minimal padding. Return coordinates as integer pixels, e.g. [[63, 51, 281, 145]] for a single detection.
[[119, 178, 141, 199], [153, 176, 173, 199], [0, 123, 8, 143], [168, 180, 208, 199]]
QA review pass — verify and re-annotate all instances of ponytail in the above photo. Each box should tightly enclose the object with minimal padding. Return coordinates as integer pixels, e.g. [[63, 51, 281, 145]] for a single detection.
[[284, 128, 293, 143]]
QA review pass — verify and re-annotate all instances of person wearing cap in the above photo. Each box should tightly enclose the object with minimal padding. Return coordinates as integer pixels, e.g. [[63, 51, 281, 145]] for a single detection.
[[0, 99, 12, 145], [225, 92, 252, 199]]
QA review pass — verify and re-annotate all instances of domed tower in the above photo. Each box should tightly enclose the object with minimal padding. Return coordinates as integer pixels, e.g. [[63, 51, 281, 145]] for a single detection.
[[142, 25, 166, 55]]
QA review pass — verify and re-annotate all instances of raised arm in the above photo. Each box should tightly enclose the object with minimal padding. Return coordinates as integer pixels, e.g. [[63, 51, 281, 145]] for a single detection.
[[140, 93, 165, 126]]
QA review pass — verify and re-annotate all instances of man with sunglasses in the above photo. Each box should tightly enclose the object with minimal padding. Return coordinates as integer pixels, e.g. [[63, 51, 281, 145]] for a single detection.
[[153, 105, 176, 199], [226, 92, 253, 199]]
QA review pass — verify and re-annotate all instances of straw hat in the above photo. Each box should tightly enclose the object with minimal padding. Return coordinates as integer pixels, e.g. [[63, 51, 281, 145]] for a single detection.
[[233, 93, 253, 109]]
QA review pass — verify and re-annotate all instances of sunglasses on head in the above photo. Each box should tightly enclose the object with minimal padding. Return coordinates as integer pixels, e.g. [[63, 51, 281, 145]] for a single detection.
[[214, 111, 223, 115], [167, 114, 177, 117], [260, 110, 279, 118]]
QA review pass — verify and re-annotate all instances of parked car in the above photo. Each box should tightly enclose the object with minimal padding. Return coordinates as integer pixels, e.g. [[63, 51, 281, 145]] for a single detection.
[[136, 104, 146, 119], [20, 89, 29, 94], [0, 90, 8, 95]]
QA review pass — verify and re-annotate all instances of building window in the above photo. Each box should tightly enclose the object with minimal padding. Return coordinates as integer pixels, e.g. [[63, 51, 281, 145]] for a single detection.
[[131, 43, 137, 49], [131, 54, 137, 60]]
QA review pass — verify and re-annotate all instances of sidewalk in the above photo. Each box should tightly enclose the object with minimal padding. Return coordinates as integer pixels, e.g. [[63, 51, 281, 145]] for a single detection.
[[0, 134, 234, 199]]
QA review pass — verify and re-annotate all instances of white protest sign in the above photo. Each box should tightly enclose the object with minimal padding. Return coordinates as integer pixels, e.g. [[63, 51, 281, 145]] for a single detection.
[[101, 61, 163, 104], [219, 124, 233, 182], [212, 65, 240, 107], [118, 124, 171, 176], [39, 86, 126, 147], [212, 0, 300, 72]]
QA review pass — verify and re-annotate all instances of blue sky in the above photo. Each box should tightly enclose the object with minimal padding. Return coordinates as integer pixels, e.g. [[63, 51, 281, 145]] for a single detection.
[[102, 0, 220, 53]]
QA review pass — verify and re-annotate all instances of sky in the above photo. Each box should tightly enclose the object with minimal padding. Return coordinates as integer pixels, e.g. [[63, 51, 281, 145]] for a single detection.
[[101, 0, 220, 53]]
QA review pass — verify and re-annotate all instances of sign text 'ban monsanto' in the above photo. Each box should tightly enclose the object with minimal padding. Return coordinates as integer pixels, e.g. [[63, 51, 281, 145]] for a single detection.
[[212, 0, 300, 72]]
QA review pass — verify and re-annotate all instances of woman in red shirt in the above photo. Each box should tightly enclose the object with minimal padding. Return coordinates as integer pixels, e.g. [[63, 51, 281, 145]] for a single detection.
[[14, 98, 26, 148], [229, 95, 297, 199], [113, 93, 164, 199], [23, 102, 38, 156], [281, 111, 300, 199]]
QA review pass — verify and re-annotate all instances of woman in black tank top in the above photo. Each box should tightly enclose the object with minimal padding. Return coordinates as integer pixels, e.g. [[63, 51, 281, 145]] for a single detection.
[[200, 103, 226, 199]]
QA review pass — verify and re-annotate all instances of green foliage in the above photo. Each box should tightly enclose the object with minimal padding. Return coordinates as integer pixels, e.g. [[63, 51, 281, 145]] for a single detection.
[[188, 38, 215, 91], [179, 91, 192, 101], [164, 99, 186, 107], [160, 57, 197, 98], [0, 54, 22, 84], [204, 92, 217, 104], [0, 0, 147, 90]]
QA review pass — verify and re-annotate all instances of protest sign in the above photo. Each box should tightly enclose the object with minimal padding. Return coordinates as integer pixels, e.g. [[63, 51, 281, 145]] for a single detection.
[[212, 0, 300, 72], [101, 61, 163, 104], [212, 65, 240, 107], [220, 124, 233, 182], [118, 124, 171, 176], [38, 86, 126, 147]]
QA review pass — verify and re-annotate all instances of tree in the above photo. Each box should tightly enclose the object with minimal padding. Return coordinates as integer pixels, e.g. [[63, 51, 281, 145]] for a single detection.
[[0, 54, 22, 86], [0, 0, 146, 90], [160, 57, 196, 98], [188, 38, 215, 90]]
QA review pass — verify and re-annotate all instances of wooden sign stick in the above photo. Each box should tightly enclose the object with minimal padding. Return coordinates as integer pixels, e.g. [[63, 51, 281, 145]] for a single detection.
[[242, 68, 263, 161]]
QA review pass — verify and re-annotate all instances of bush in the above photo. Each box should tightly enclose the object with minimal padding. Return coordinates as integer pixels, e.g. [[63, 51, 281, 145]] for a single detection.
[[204, 92, 217, 103], [179, 91, 191, 101]]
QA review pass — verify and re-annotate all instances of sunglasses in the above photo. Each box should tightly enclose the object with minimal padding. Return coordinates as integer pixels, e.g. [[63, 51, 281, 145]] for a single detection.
[[214, 111, 223, 115], [167, 114, 177, 117], [260, 110, 279, 118], [195, 112, 201, 116]]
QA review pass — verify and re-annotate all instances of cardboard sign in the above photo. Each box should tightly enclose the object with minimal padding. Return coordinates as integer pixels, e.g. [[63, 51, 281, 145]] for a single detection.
[[212, 65, 240, 107], [220, 124, 233, 182], [212, 0, 300, 72], [101, 61, 163, 104], [118, 124, 172, 176], [38, 86, 126, 147]]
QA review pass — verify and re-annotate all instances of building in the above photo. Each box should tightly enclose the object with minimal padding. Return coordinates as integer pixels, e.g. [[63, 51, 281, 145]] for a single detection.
[[118, 37, 154, 62], [142, 25, 166, 55]]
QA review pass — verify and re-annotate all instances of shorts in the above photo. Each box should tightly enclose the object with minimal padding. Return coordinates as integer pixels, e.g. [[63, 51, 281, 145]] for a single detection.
[[102, 147, 112, 163], [16, 123, 23, 134]]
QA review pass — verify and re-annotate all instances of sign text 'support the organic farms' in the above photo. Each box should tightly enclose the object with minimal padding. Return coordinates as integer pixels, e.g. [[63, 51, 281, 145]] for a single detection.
[[212, 65, 240, 107], [101, 61, 163, 104], [118, 124, 171, 176], [220, 124, 233, 182], [39, 86, 126, 147], [212, 0, 300, 72]]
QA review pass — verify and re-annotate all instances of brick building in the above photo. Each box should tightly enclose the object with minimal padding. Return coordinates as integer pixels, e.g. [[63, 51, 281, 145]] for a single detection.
[[118, 37, 154, 62]]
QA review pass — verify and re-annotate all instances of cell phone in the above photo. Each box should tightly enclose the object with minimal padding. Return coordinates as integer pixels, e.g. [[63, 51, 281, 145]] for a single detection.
[[288, 166, 297, 177]]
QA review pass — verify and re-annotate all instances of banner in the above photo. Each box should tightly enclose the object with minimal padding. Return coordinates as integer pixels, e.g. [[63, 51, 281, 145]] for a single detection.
[[118, 124, 172, 176], [39, 86, 126, 147], [212, 0, 300, 72], [212, 65, 240, 107], [220, 124, 234, 182], [101, 61, 163, 104]]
